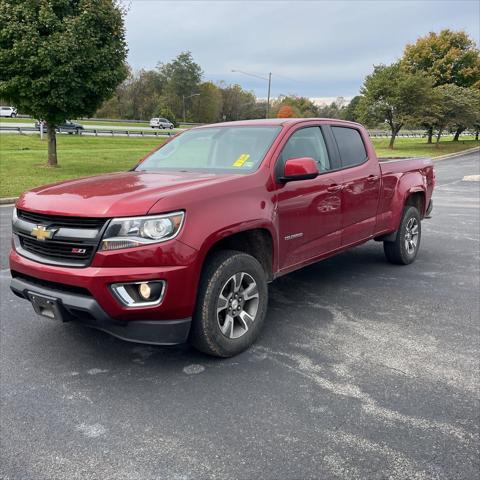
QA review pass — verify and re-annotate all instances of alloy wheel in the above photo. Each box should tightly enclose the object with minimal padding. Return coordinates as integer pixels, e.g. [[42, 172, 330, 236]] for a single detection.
[[216, 272, 260, 339], [405, 217, 419, 255]]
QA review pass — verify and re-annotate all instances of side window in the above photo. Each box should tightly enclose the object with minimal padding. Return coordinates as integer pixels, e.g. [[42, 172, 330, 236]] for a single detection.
[[280, 127, 331, 171], [331, 127, 367, 168]]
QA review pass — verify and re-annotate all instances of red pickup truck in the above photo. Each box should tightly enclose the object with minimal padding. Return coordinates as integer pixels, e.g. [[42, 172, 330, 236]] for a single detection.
[[10, 119, 434, 357]]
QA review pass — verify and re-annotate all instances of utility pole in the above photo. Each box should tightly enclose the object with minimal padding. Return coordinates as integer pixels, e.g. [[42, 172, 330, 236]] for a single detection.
[[266, 72, 272, 118], [231, 69, 273, 119]]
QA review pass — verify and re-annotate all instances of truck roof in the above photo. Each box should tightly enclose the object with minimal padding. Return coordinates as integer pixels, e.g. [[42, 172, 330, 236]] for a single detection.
[[197, 118, 362, 128]]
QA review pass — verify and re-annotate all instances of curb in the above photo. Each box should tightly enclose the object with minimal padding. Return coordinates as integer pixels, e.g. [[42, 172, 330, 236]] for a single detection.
[[432, 146, 480, 162], [0, 197, 18, 206], [0, 147, 478, 206]]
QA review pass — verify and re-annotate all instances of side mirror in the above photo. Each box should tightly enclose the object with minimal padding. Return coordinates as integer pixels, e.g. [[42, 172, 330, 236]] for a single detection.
[[279, 157, 319, 182]]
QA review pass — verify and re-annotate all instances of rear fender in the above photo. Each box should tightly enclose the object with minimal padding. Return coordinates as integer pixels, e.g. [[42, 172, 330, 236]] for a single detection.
[[384, 172, 426, 239]]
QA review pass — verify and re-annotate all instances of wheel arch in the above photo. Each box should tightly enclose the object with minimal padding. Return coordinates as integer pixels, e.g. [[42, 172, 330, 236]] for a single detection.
[[195, 226, 276, 286], [404, 190, 426, 219], [377, 187, 426, 242]]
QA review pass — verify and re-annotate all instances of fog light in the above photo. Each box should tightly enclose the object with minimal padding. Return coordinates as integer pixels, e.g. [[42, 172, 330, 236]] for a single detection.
[[139, 282, 151, 299], [110, 280, 165, 307]]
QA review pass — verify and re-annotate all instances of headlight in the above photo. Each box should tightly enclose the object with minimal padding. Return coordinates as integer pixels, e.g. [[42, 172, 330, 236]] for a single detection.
[[100, 211, 184, 251], [12, 207, 18, 224]]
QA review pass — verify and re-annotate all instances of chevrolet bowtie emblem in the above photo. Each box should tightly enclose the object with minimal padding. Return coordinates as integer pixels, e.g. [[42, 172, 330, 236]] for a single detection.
[[31, 225, 56, 241]]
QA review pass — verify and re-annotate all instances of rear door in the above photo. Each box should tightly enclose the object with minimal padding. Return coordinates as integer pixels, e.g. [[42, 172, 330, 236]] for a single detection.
[[329, 125, 381, 246], [275, 125, 344, 270]]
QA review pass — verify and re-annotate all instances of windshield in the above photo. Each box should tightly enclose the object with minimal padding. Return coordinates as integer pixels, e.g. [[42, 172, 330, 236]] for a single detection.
[[136, 126, 281, 174]]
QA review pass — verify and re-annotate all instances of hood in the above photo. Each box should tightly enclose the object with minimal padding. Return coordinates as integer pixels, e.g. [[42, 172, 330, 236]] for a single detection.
[[17, 171, 239, 217]]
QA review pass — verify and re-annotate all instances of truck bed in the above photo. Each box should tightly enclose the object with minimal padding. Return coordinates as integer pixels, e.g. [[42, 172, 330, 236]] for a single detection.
[[379, 156, 433, 176]]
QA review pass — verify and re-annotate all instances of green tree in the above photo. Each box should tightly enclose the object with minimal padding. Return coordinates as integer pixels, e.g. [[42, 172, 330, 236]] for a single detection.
[[192, 82, 222, 123], [157, 51, 202, 119], [219, 83, 257, 121], [402, 29, 480, 88], [0, 0, 128, 166], [402, 29, 480, 142], [358, 63, 434, 149], [430, 85, 480, 143], [342, 95, 362, 122]]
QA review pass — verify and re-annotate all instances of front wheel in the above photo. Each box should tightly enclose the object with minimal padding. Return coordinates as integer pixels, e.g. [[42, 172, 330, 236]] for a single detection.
[[190, 250, 268, 357], [384, 205, 421, 265]]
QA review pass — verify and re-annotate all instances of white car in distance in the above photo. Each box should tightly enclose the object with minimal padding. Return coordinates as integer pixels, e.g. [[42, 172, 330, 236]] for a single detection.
[[150, 117, 174, 129], [0, 106, 17, 118]]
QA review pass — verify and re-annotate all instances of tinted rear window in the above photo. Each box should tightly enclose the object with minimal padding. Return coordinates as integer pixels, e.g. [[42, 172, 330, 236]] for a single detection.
[[332, 127, 367, 168]]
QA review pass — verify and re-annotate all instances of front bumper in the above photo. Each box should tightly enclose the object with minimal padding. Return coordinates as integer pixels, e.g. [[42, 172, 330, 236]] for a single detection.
[[10, 275, 191, 345]]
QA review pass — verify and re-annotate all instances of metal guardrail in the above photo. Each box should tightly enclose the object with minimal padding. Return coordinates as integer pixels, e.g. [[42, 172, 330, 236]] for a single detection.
[[0, 125, 174, 137], [0, 125, 474, 139], [366, 130, 468, 138]]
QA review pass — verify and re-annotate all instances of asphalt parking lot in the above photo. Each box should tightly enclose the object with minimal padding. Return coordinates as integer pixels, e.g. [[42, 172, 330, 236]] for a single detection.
[[1, 151, 479, 480]]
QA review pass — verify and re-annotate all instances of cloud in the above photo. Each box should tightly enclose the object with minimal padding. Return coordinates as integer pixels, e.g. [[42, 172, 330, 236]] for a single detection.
[[125, 0, 480, 97]]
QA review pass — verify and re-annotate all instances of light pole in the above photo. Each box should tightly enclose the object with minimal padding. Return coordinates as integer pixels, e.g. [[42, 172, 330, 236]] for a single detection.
[[231, 69, 272, 118], [183, 93, 200, 124]]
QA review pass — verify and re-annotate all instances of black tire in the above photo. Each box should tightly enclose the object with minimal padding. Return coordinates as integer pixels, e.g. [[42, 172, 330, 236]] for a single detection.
[[190, 250, 268, 357], [384, 205, 421, 265]]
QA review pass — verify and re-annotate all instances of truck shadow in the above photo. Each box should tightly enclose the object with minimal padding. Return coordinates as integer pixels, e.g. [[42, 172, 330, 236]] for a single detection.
[[56, 242, 392, 368]]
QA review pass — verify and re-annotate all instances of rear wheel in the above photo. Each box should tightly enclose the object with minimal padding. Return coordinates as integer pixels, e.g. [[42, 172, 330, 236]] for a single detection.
[[190, 250, 268, 357], [384, 206, 421, 265]]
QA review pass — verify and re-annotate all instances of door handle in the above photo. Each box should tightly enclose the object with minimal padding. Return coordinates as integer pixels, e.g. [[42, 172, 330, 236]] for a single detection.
[[367, 175, 379, 182], [327, 184, 342, 193]]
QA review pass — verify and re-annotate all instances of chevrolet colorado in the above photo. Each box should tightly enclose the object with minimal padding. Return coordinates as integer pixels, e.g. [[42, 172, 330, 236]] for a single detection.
[[10, 119, 435, 357]]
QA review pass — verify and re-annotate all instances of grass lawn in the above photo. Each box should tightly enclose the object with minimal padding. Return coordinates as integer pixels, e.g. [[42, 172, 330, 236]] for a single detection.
[[0, 117, 35, 124], [372, 135, 479, 158], [0, 133, 478, 198], [0, 134, 164, 198]]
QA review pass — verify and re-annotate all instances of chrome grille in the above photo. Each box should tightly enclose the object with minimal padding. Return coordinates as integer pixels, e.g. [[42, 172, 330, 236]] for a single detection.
[[17, 209, 107, 229], [20, 237, 94, 262], [13, 210, 108, 267]]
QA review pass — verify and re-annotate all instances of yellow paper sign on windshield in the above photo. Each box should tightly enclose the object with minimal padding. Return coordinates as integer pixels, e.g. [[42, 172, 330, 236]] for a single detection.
[[233, 153, 250, 167]]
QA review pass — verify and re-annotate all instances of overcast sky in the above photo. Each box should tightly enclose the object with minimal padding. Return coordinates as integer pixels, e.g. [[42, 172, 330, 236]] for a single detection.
[[125, 0, 480, 101]]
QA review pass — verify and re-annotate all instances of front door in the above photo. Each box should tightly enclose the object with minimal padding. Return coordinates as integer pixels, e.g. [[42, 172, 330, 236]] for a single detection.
[[275, 126, 344, 270]]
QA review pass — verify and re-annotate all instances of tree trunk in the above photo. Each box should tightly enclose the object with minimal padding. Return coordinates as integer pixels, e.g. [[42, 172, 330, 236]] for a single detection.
[[388, 124, 402, 149], [476, 130, 479, 141], [426, 126, 433, 144], [436, 127, 443, 146], [453, 126, 465, 141], [388, 132, 396, 149], [46, 122, 58, 167]]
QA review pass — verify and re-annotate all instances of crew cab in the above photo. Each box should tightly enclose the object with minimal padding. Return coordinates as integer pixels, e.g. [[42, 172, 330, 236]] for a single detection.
[[10, 119, 435, 357]]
